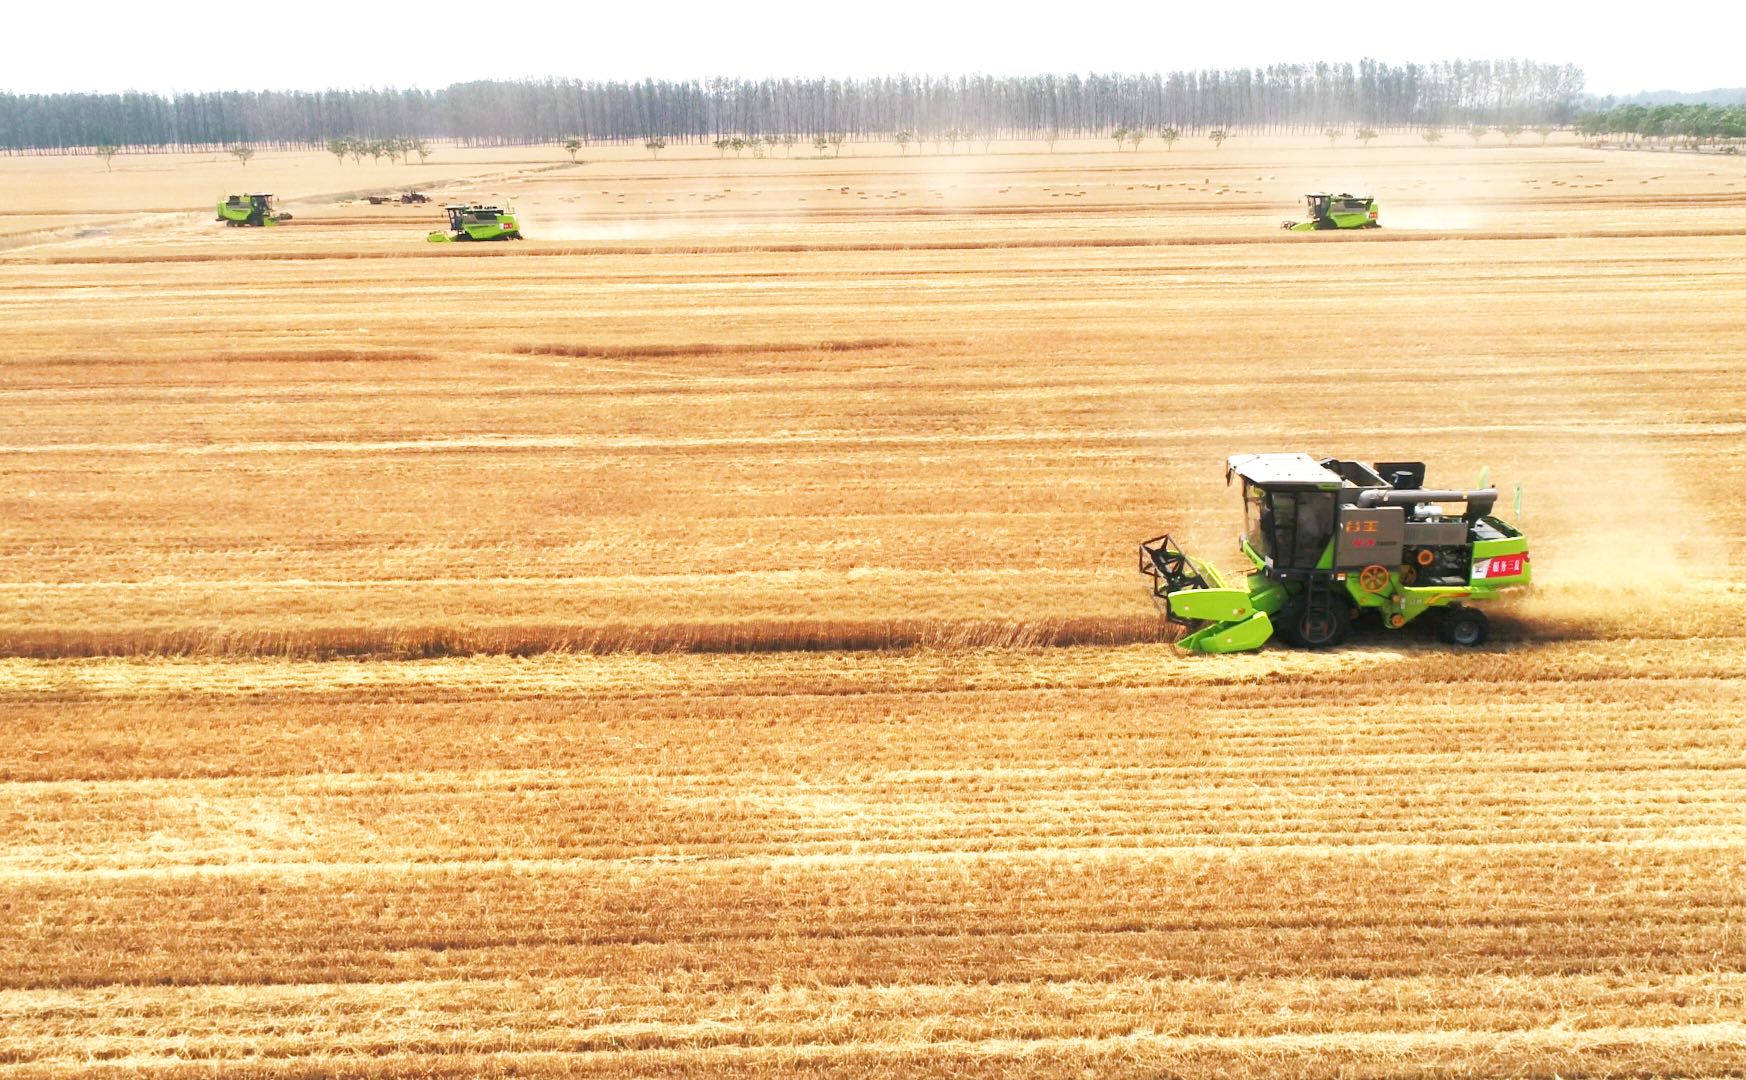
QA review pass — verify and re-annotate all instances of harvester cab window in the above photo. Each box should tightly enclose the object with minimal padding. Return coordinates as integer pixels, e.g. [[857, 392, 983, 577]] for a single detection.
[[1309, 195, 1330, 218], [1266, 490, 1336, 571], [1291, 492, 1335, 568], [1244, 484, 1269, 559]]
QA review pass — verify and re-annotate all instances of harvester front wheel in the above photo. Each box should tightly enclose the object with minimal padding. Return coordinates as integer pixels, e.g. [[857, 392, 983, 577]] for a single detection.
[[1438, 606, 1489, 646], [1283, 599, 1350, 649]]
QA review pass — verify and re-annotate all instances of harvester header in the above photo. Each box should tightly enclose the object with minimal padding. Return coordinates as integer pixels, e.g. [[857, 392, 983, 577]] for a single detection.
[[1141, 454, 1529, 653]]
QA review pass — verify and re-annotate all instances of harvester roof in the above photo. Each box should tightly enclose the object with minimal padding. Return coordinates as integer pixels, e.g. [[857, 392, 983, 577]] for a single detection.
[[1225, 453, 1343, 489]]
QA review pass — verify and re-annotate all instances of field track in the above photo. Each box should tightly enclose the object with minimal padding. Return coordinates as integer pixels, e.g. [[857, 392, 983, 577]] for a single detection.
[[3, 136, 1745, 1075]]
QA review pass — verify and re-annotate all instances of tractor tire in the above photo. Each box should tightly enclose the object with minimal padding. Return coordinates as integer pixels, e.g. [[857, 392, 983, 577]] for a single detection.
[[1282, 598, 1351, 649], [1438, 606, 1490, 646]]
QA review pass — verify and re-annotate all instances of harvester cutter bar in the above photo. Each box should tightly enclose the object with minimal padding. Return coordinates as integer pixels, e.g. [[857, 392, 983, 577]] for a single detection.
[[1140, 534, 1210, 624]]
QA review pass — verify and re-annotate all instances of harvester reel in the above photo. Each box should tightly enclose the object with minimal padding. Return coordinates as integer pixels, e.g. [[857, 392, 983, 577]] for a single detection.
[[1358, 564, 1391, 593]]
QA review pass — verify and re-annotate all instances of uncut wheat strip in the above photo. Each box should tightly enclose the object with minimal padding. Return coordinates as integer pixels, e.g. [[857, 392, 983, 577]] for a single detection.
[[7, 636, 1746, 700], [6, 841, 1738, 968], [8, 692, 1745, 783], [6, 829, 1743, 884], [5, 766, 1741, 871], [2, 1023, 1743, 1079], [3, 974, 1744, 1063], [9, 907, 1738, 997], [6, 970, 1743, 1037], [6, 753, 1743, 812]]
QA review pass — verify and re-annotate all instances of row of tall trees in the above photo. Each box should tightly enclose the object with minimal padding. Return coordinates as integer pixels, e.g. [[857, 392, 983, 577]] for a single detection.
[[0, 60, 1585, 153], [1573, 103, 1746, 151]]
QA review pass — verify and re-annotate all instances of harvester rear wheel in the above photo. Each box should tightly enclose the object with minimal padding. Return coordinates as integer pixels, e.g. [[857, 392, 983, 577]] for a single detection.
[[1438, 606, 1489, 646], [1283, 599, 1350, 648]]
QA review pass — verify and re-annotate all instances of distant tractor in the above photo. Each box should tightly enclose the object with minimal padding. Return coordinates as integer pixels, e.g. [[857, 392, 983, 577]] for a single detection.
[[1283, 192, 1378, 230], [427, 204, 522, 242], [216, 193, 290, 227], [1141, 454, 1530, 653]]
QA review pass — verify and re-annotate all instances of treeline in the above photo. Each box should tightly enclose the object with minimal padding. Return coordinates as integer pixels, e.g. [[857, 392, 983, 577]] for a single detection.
[[1, 60, 1584, 153], [1574, 103, 1746, 151]]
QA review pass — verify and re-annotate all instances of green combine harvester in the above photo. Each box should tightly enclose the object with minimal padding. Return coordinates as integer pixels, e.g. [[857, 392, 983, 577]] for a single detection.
[[1283, 193, 1379, 230], [427, 204, 522, 242], [216, 193, 290, 227], [1141, 454, 1530, 653]]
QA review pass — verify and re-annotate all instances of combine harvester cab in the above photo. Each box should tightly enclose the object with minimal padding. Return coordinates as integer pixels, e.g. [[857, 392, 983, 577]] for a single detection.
[[428, 204, 522, 242], [1141, 454, 1530, 653], [1283, 193, 1378, 231], [216, 193, 290, 227]]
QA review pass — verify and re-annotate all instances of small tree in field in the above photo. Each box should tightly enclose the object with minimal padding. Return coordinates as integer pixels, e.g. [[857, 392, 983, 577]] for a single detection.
[[782, 134, 797, 156], [828, 132, 846, 156], [813, 134, 829, 154], [1160, 126, 1180, 151], [712, 138, 729, 157], [347, 137, 366, 164], [1421, 127, 1444, 144], [95, 144, 120, 170], [230, 145, 255, 166], [764, 135, 780, 156], [1468, 125, 1488, 145], [1111, 126, 1128, 151], [1325, 127, 1345, 146], [367, 140, 388, 163], [1532, 123, 1554, 145], [644, 137, 666, 159], [729, 137, 747, 157], [895, 130, 913, 155], [412, 139, 433, 164], [1127, 128, 1145, 151], [1044, 128, 1060, 152], [564, 138, 583, 162], [1356, 126, 1379, 146], [1209, 128, 1228, 148], [327, 138, 348, 164], [1500, 123, 1523, 146]]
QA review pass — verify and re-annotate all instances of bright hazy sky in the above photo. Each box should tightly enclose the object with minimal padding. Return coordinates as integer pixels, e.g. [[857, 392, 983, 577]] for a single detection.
[[7, 0, 1733, 97]]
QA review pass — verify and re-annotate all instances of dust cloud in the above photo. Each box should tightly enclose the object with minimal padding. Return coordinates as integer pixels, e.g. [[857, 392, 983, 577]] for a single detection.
[[1508, 444, 1736, 640]]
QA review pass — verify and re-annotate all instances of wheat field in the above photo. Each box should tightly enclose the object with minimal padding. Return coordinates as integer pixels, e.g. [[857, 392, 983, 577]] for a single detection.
[[3, 135, 1745, 1076]]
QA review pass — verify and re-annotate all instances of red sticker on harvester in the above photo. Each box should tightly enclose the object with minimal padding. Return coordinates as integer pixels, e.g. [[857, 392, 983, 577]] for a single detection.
[[1474, 554, 1526, 579]]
